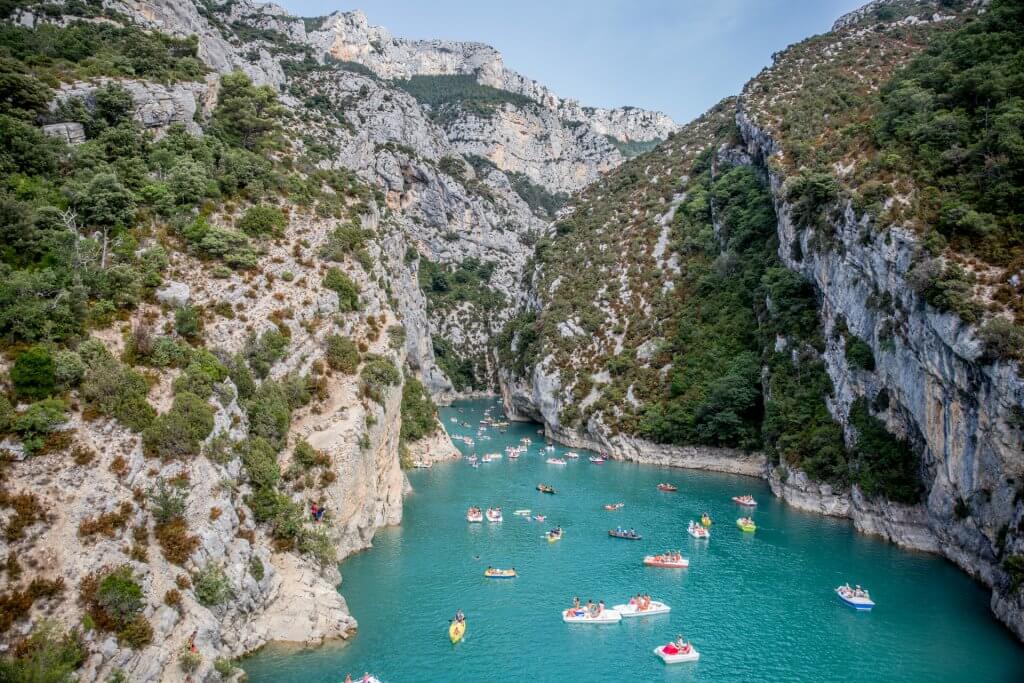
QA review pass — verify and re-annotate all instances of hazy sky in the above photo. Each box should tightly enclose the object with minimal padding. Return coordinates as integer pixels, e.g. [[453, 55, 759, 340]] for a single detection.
[[276, 0, 865, 124]]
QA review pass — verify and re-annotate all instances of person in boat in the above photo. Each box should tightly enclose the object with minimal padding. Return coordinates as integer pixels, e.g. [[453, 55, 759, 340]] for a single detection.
[[597, 600, 605, 615], [573, 596, 580, 609], [345, 675, 352, 683], [455, 608, 465, 623]]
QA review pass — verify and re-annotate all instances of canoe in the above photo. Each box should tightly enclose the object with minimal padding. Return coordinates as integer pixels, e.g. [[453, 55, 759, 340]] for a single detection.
[[449, 619, 466, 643], [484, 568, 517, 579], [608, 530, 642, 540], [656, 483, 678, 492], [546, 458, 567, 465], [736, 518, 756, 532], [701, 515, 713, 527], [654, 645, 699, 664], [513, 509, 531, 516], [562, 608, 621, 624], [537, 485, 556, 494], [612, 601, 671, 617], [603, 503, 624, 511], [835, 587, 875, 610], [643, 555, 689, 569]]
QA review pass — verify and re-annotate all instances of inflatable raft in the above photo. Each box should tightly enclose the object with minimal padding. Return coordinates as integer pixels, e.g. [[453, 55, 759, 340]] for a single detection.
[[736, 517, 756, 532], [687, 521, 710, 539]]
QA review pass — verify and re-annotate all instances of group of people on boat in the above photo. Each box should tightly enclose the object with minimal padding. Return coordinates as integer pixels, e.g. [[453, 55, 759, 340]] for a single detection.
[[837, 583, 869, 599], [566, 596, 606, 618], [649, 551, 684, 563], [737, 516, 755, 526], [612, 526, 640, 538], [732, 494, 757, 506], [661, 635, 692, 655], [548, 526, 563, 537], [628, 594, 656, 611]]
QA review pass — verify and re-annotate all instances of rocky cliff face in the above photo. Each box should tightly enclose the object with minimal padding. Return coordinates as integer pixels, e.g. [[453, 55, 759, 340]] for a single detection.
[[500, 0, 1024, 642]]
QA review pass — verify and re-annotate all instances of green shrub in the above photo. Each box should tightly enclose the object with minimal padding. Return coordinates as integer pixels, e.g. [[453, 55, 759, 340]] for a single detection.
[[142, 393, 215, 460], [245, 329, 288, 378], [249, 556, 265, 582], [246, 382, 291, 448], [322, 267, 360, 312], [174, 306, 201, 340], [323, 335, 358, 374], [979, 318, 1024, 364], [238, 205, 286, 237], [845, 335, 876, 371], [14, 398, 66, 455], [297, 526, 336, 565], [193, 563, 233, 607], [117, 615, 153, 649], [238, 437, 280, 488], [80, 355, 155, 431], [147, 479, 187, 524], [178, 650, 202, 673], [360, 358, 400, 403], [1005, 554, 1024, 592], [400, 376, 437, 443], [11, 346, 55, 399], [0, 394, 13, 432], [0, 621, 84, 683], [95, 566, 144, 629], [782, 170, 838, 231], [214, 658, 237, 677], [849, 398, 921, 503], [53, 350, 85, 391]]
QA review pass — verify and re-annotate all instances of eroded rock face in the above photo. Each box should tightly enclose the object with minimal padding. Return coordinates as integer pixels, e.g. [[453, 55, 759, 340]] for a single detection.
[[52, 77, 218, 136], [736, 105, 1024, 641]]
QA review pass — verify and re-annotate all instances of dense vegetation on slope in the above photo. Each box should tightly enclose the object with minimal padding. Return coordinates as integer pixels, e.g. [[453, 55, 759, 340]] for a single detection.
[[0, 10, 408, 674], [393, 74, 536, 124], [743, 0, 1023, 348]]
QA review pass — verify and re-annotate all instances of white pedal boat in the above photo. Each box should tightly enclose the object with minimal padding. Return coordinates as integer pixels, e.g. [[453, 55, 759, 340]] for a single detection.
[[654, 644, 699, 664], [562, 608, 621, 624], [486, 508, 503, 522], [466, 510, 483, 522], [546, 458, 567, 465], [835, 586, 875, 610], [513, 509, 531, 516], [687, 521, 710, 539], [612, 601, 671, 617]]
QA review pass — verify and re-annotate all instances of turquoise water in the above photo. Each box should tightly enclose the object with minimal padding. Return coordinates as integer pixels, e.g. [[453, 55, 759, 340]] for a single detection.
[[243, 398, 1024, 682]]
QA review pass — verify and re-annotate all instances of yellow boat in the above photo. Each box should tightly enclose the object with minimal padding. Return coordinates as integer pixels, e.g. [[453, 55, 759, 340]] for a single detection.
[[736, 518, 756, 532], [701, 514, 713, 528], [546, 530, 563, 543], [449, 619, 466, 644]]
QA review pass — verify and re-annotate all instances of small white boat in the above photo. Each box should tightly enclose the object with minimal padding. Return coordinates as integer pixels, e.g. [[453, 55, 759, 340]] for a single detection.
[[613, 600, 671, 617], [654, 644, 699, 664], [486, 452, 502, 460], [513, 509, 531, 516], [565, 451, 579, 459], [466, 508, 483, 523], [589, 456, 605, 464], [450, 417, 458, 423], [835, 585, 875, 610], [687, 521, 710, 539], [562, 608, 621, 624], [545, 444, 555, 451], [509, 451, 520, 459], [486, 507, 503, 522], [412, 460, 432, 469], [546, 458, 567, 465]]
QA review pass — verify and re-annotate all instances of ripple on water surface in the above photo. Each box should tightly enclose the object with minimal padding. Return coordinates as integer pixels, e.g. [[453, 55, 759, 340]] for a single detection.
[[243, 399, 1024, 682]]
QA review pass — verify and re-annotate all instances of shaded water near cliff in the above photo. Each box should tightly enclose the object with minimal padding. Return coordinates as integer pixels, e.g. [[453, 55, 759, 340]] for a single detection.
[[243, 398, 1024, 682]]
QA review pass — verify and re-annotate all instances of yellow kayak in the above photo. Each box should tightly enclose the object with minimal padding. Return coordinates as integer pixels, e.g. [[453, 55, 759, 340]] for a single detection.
[[547, 531, 563, 543], [449, 619, 466, 644], [701, 515, 713, 528]]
